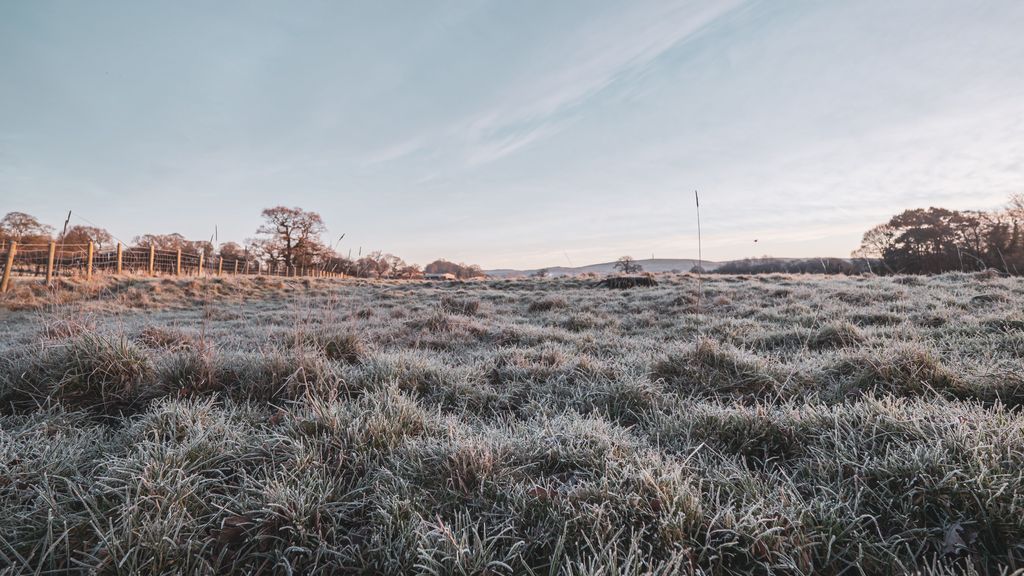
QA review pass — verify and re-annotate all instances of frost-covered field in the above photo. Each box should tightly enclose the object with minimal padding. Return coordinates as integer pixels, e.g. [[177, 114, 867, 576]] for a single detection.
[[1, 273, 1023, 574]]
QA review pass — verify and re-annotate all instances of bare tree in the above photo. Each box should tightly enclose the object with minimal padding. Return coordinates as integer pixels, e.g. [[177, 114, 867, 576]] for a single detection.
[[381, 254, 410, 278], [59, 225, 113, 248], [134, 233, 213, 257], [394, 263, 422, 279], [0, 212, 53, 243], [218, 242, 251, 264], [852, 224, 896, 259], [613, 256, 642, 274], [424, 259, 486, 279], [355, 251, 388, 278], [256, 206, 327, 269]]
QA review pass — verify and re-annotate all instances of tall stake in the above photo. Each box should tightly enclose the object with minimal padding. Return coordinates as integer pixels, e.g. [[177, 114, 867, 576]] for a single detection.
[[1, 241, 17, 293], [86, 242, 94, 281], [695, 190, 703, 341], [46, 241, 56, 285]]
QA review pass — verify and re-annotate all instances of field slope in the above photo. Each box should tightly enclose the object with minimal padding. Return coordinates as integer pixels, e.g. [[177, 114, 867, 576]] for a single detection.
[[1, 273, 1023, 574]]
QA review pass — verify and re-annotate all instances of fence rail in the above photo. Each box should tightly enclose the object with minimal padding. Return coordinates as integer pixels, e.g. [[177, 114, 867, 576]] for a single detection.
[[0, 241, 343, 292]]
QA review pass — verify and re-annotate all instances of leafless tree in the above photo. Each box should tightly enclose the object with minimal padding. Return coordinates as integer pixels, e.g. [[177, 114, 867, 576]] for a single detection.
[[134, 233, 213, 257], [256, 206, 327, 268], [0, 212, 53, 243], [852, 224, 896, 259], [614, 256, 642, 274], [59, 225, 113, 248]]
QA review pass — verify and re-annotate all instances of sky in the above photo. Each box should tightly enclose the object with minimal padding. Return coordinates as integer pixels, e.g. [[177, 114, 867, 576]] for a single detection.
[[2, 1, 1023, 269]]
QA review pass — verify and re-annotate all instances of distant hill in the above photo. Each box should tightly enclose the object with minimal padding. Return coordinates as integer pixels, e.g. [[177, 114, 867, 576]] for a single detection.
[[486, 258, 719, 278]]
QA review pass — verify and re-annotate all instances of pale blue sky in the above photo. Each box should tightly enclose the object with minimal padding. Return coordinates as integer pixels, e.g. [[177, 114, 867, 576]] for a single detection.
[[2, 1, 1022, 268]]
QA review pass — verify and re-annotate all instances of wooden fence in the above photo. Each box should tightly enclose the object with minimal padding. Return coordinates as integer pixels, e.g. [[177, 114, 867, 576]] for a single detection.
[[0, 241, 344, 292]]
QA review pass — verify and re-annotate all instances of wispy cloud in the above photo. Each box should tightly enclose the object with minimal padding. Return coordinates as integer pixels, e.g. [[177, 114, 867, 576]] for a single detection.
[[463, 122, 563, 167], [452, 0, 744, 166], [473, 2, 741, 131], [357, 136, 425, 167], [347, 2, 745, 174]]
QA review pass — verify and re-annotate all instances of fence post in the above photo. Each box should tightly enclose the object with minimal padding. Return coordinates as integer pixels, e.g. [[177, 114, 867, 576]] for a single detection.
[[218, 257, 223, 276], [233, 260, 238, 275], [86, 242, 94, 281], [256, 261, 261, 275], [46, 241, 56, 284], [197, 251, 204, 277], [1, 241, 17, 293], [176, 248, 182, 276], [116, 243, 123, 274], [148, 246, 155, 276]]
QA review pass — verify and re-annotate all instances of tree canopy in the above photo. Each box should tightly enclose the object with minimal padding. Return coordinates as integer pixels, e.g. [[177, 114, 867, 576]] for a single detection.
[[424, 259, 484, 279], [855, 196, 1024, 274], [0, 212, 53, 244], [254, 206, 327, 269], [614, 256, 643, 274], [59, 225, 113, 248]]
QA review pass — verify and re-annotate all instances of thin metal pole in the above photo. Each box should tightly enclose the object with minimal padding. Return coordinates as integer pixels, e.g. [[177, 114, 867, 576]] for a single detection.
[[695, 190, 702, 340]]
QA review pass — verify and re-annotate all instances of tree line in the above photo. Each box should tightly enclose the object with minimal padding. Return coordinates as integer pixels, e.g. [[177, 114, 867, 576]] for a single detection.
[[8, 196, 1019, 279], [854, 194, 1024, 275], [0, 207, 485, 280]]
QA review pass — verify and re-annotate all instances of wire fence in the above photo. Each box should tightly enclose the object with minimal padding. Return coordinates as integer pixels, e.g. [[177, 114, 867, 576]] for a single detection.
[[0, 240, 343, 292]]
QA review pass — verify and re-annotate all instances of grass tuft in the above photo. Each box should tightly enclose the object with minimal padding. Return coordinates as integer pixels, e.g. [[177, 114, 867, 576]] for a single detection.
[[307, 330, 366, 364], [45, 333, 154, 413], [441, 295, 482, 316], [808, 321, 866, 349], [834, 343, 962, 397], [528, 296, 568, 313], [651, 338, 786, 399]]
